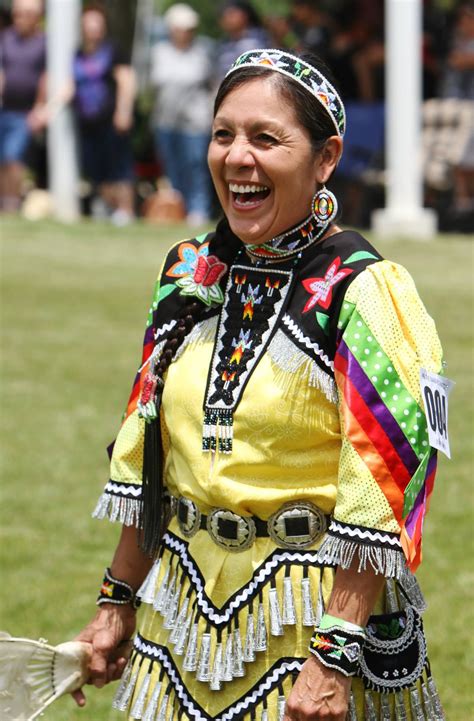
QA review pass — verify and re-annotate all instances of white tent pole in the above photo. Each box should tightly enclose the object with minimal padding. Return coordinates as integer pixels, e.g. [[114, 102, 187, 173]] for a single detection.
[[372, 0, 437, 239], [46, 0, 80, 222]]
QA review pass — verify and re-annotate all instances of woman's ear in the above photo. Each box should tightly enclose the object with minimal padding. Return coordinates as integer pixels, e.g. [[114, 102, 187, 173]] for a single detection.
[[314, 136, 343, 185]]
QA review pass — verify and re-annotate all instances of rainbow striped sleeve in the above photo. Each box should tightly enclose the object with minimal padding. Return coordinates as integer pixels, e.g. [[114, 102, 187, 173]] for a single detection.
[[321, 260, 443, 575]]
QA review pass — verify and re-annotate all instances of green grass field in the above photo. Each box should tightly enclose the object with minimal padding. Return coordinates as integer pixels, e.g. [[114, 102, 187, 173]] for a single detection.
[[1, 218, 473, 720]]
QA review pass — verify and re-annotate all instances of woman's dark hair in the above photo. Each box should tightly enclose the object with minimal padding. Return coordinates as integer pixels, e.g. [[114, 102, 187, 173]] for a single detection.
[[214, 52, 341, 153], [140, 224, 240, 556]]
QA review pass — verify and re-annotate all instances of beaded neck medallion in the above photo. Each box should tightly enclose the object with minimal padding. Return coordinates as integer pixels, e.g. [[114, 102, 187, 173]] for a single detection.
[[245, 215, 327, 262], [201, 215, 329, 454]]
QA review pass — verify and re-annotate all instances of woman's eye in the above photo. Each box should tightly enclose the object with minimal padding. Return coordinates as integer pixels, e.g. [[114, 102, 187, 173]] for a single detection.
[[213, 129, 232, 141], [255, 133, 277, 145]]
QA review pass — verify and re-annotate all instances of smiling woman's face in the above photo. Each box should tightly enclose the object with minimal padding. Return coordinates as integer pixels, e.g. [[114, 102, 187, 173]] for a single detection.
[[208, 77, 323, 245]]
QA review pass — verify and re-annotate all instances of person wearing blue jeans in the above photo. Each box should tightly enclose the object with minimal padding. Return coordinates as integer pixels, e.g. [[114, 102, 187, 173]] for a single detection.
[[150, 4, 214, 225], [0, 0, 46, 212], [154, 127, 211, 223]]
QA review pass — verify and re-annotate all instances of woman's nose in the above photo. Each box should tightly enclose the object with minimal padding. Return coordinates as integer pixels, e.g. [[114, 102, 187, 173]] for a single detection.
[[225, 137, 254, 169]]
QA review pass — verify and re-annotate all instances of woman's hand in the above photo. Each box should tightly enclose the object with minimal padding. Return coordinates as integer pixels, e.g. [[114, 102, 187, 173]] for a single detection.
[[283, 656, 352, 721], [71, 603, 137, 707]]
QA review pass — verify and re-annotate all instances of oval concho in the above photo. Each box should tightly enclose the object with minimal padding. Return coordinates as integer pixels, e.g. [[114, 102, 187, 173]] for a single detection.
[[206, 509, 256, 552], [177, 497, 201, 538], [358, 605, 428, 692], [268, 501, 328, 549]]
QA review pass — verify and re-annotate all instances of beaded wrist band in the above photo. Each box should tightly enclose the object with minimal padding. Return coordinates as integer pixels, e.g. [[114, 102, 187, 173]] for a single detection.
[[309, 615, 366, 677], [97, 568, 141, 609]]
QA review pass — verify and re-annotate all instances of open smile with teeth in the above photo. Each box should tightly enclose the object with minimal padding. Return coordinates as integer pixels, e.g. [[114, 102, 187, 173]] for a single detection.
[[228, 182, 271, 207]]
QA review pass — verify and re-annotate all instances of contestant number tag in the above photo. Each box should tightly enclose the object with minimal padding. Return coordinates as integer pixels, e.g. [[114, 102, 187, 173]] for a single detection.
[[420, 368, 454, 458]]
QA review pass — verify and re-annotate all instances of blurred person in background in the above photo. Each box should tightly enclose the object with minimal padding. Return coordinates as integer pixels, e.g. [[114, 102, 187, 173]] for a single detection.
[[290, 0, 331, 60], [327, 1, 384, 103], [72, 3, 136, 225], [0, 0, 46, 213], [441, 1, 474, 100], [215, 0, 270, 81], [440, 1, 474, 218], [150, 3, 214, 226]]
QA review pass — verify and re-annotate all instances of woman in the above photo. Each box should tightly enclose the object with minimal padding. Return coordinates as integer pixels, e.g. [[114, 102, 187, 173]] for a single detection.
[[150, 3, 214, 225], [75, 50, 445, 720], [72, 5, 136, 224]]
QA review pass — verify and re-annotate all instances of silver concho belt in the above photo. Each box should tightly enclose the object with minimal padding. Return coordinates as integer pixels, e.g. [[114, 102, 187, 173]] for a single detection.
[[175, 496, 329, 552]]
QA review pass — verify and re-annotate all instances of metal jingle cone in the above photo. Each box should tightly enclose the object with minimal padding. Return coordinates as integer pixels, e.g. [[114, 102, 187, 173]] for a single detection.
[[232, 627, 245, 678], [157, 693, 170, 721], [161, 570, 177, 618], [385, 578, 399, 613], [395, 691, 408, 721], [112, 659, 135, 711], [183, 623, 199, 672], [410, 687, 426, 721], [130, 670, 152, 719], [210, 642, 223, 691], [243, 612, 256, 662], [315, 579, 325, 626], [282, 576, 297, 625], [137, 560, 161, 604], [427, 676, 445, 720], [400, 573, 427, 612], [277, 695, 286, 721], [260, 708, 269, 721], [301, 577, 316, 627], [255, 602, 267, 652], [421, 681, 436, 719], [142, 681, 162, 721], [380, 694, 392, 721], [269, 587, 284, 636], [174, 612, 192, 656], [169, 596, 190, 644], [222, 632, 234, 682], [113, 663, 140, 711], [153, 566, 170, 612], [196, 633, 212, 682], [163, 585, 181, 630], [364, 691, 378, 721], [346, 693, 358, 721]]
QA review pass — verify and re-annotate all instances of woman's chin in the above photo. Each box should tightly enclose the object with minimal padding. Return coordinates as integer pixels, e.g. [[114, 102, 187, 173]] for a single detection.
[[225, 211, 275, 246]]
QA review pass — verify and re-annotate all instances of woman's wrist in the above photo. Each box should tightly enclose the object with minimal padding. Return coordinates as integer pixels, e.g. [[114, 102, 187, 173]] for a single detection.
[[309, 613, 366, 677], [96, 567, 141, 609]]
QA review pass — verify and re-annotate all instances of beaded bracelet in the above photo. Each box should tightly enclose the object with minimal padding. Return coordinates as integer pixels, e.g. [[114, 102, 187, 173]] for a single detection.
[[96, 568, 141, 609], [309, 614, 366, 677]]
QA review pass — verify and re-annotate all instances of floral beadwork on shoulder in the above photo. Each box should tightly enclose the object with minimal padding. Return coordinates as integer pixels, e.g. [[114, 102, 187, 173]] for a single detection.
[[301, 256, 354, 312], [165, 239, 227, 307]]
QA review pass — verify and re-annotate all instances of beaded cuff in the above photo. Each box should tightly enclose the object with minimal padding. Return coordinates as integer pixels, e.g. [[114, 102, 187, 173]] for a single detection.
[[97, 568, 141, 609], [309, 623, 366, 677]]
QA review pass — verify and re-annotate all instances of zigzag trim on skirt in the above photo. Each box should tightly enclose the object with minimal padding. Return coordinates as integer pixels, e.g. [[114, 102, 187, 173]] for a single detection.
[[160, 531, 330, 626], [134, 632, 305, 721]]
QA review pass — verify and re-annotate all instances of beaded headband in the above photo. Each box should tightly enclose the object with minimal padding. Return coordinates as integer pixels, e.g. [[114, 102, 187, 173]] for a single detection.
[[226, 48, 346, 137]]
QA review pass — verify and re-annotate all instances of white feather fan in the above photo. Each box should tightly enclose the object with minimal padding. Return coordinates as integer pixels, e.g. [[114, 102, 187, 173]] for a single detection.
[[0, 632, 90, 721]]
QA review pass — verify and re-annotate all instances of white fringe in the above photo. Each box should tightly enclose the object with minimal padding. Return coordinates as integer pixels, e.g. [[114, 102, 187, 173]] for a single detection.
[[317, 534, 407, 580], [92, 492, 141, 527], [173, 315, 218, 362], [267, 330, 338, 404]]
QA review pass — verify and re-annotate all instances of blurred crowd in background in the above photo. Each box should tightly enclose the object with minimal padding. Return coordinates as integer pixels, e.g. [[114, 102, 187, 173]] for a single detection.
[[0, 0, 473, 230]]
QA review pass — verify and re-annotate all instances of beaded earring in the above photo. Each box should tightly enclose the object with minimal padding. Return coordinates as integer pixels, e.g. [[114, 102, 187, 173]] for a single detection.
[[311, 186, 338, 226]]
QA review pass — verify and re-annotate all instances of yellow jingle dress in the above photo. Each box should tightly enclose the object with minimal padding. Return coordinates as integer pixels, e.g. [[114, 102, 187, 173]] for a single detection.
[[93, 225, 445, 721]]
